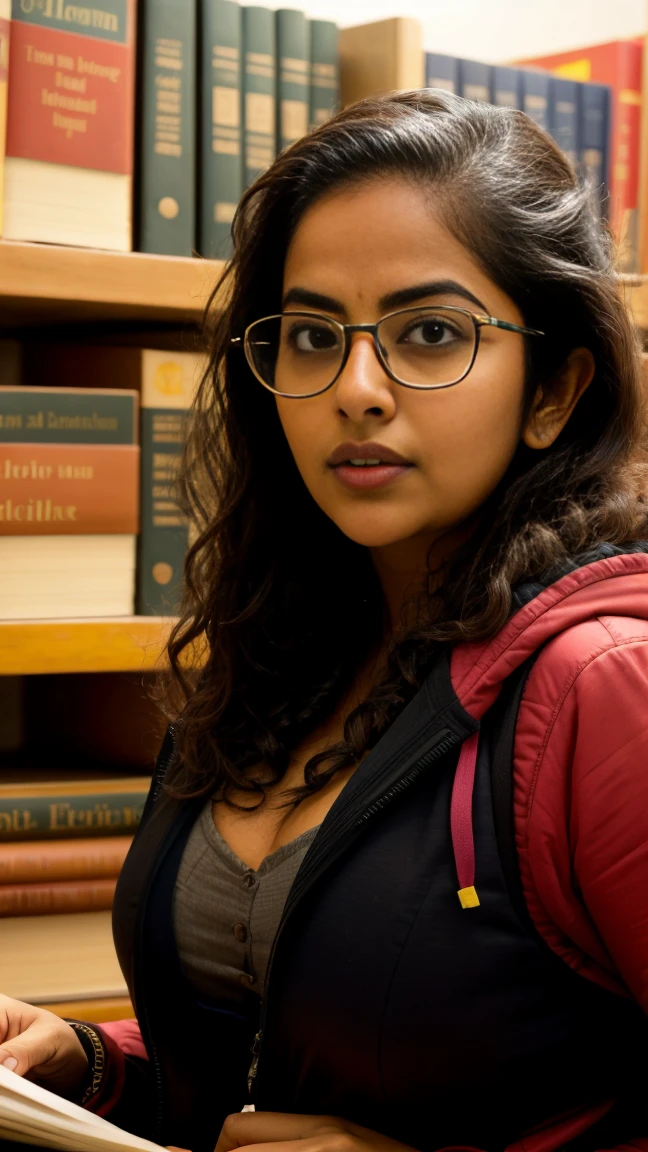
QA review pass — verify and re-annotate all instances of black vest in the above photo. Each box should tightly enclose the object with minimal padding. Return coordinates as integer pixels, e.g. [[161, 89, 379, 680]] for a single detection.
[[113, 654, 646, 1152]]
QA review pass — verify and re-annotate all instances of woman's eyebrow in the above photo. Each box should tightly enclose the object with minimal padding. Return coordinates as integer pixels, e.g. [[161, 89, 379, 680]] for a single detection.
[[282, 287, 345, 312], [379, 280, 488, 312]]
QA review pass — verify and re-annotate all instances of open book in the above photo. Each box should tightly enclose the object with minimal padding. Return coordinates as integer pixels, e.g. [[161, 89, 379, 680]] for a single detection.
[[0, 1063, 166, 1152]]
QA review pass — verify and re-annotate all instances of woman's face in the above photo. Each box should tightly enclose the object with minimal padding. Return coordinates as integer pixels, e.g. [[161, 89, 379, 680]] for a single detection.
[[275, 178, 531, 554]]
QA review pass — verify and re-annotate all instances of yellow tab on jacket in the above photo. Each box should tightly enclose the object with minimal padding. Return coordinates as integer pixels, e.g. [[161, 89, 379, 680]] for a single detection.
[[458, 886, 480, 909]]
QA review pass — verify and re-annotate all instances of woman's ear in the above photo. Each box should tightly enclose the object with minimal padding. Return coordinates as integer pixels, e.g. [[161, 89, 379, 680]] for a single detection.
[[522, 347, 595, 450]]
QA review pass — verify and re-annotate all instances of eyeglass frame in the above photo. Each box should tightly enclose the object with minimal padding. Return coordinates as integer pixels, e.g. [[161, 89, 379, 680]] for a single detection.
[[231, 304, 545, 399]]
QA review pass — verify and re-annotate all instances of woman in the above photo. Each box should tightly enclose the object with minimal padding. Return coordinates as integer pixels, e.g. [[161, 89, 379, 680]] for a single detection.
[[1, 91, 648, 1152]]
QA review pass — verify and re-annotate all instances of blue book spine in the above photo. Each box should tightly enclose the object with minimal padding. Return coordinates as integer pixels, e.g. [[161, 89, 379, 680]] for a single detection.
[[458, 59, 492, 104], [425, 53, 458, 94], [579, 81, 611, 220], [549, 76, 578, 167], [520, 69, 550, 131], [493, 65, 521, 110]]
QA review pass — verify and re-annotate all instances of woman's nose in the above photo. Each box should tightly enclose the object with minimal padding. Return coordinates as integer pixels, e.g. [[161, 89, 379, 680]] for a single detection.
[[333, 333, 397, 422]]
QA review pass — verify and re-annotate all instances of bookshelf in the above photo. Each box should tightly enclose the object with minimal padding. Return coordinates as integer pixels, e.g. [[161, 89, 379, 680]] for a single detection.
[[0, 241, 225, 330], [0, 618, 179, 676]]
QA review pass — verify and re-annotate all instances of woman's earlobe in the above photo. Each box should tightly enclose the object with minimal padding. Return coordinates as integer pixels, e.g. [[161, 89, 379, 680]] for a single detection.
[[522, 347, 595, 450]]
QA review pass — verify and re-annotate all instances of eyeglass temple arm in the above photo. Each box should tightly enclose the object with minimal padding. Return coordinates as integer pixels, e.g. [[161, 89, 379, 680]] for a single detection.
[[475, 315, 544, 338]]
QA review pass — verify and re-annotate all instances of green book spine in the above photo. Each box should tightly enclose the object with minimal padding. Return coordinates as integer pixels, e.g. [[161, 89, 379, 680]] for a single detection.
[[276, 9, 308, 151], [309, 20, 338, 130], [199, 0, 242, 259], [138, 0, 197, 256], [136, 353, 201, 616], [0, 793, 147, 842], [0, 389, 137, 445], [242, 6, 276, 187]]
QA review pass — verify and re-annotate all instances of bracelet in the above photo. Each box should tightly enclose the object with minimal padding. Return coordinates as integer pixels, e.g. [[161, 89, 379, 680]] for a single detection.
[[65, 1021, 106, 1105]]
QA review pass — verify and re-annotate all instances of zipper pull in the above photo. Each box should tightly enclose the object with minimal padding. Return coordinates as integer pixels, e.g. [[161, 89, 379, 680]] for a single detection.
[[247, 1030, 263, 1096]]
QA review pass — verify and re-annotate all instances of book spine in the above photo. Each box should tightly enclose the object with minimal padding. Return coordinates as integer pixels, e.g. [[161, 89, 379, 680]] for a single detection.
[[0, 792, 147, 842], [493, 65, 521, 109], [136, 352, 203, 615], [0, 2, 9, 237], [0, 836, 133, 884], [309, 19, 338, 130], [458, 59, 492, 104], [0, 389, 137, 445], [520, 69, 550, 131], [425, 53, 457, 94], [579, 81, 611, 220], [0, 877, 116, 916], [549, 76, 578, 166], [242, 5, 276, 186], [0, 443, 139, 535], [138, 0, 197, 255], [5, 0, 135, 174], [609, 42, 641, 272], [199, 0, 242, 259], [276, 8, 308, 151]]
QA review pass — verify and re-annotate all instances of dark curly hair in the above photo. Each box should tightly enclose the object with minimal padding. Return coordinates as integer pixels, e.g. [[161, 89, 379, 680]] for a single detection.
[[163, 88, 647, 805]]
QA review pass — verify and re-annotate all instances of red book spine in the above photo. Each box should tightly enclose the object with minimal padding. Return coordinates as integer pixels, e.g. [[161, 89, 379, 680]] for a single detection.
[[0, 876, 116, 916], [0, 443, 139, 534], [0, 835, 133, 884]]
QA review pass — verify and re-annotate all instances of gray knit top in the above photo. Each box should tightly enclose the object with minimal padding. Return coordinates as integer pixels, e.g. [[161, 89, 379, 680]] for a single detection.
[[173, 799, 320, 1002]]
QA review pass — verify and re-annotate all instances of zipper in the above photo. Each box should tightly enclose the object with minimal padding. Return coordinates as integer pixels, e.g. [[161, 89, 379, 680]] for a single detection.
[[150, 724, 176, 807], [246, 724, 461, 1100]]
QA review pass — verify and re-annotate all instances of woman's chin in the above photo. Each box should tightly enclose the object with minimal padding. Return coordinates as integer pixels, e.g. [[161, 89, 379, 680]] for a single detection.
[[332, 514, 423, 550]]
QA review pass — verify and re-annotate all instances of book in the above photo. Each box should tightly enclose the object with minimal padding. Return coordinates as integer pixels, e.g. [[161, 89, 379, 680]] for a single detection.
[[0, 777, 149, 841], [519, 69, 550, 131], [0, 910, 127, 1004], [0, 0, 9, 237], [493, 65, 521, 109], [198, 0, 242, 260], [0, 443, 139, 535], [579, 81, 611, 219], [309, 19, 338, 129], [458, 59, 491, 104], [550, 76, 578, 166], [3, 0, 136, 250], [0, 386, 138, 444], [0, 836, 133, 884], [276, 8, 308, 152], [242, 5, 276, 186], [138, 0, 197, 256], [516, 40, 643, 271], [0, 534, 136, 619], [0, 1060, 165, 1152], [41, 995, 134, 1023], [137, 350, 206, 615], [425, 53, 457, 93], [339, 18, 423, 107], [0, 876, 116, 916]]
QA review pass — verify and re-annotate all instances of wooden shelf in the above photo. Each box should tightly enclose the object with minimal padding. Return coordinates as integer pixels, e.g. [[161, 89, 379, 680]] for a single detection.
[[0, 240, 225, 330], [0, 617, 180, 675]]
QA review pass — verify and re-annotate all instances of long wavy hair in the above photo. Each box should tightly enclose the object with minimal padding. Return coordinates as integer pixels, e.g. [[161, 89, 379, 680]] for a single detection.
[[164, 89, 647, 804]]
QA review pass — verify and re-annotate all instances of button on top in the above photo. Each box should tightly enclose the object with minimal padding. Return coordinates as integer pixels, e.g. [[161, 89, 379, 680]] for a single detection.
[[243, 872, 257, 888], [233, 922, 248, 943]]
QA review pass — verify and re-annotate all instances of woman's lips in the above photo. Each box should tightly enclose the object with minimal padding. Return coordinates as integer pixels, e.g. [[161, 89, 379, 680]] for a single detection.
[[331, 463, 413, 490]]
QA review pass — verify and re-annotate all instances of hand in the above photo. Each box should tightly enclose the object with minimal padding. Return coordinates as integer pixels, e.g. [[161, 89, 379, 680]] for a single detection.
[[0, 993, 88, 1098], [215, 1111, 417, 1152]]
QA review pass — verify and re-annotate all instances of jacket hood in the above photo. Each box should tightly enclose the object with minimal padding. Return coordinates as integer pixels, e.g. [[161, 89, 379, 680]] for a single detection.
[[451, 543, 648, 721]]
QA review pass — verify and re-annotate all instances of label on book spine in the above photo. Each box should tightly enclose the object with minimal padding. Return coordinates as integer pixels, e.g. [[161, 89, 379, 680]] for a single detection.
[[0, 388, 137, 444], [0, 442, 139, 534], [6, 0, 134, 174], [199, 0, 242, 259], [0, 795, 146, 841]]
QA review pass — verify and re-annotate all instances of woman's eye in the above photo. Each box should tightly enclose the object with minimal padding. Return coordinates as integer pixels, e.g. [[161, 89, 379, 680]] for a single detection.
[[289, 325, 338, 352], [400, 319, 460, 346]]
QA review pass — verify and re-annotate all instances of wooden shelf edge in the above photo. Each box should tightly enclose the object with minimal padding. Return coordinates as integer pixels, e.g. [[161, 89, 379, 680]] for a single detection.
[[0, 240, 225, 325], [0, 616, 178, 675]]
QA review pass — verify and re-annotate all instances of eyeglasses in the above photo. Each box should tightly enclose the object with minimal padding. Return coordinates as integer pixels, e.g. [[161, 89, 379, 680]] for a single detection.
[[232, 305, 544, 399]]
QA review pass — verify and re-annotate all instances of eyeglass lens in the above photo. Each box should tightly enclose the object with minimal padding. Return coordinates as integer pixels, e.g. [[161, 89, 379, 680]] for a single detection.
[[245, 308, 478, 395]]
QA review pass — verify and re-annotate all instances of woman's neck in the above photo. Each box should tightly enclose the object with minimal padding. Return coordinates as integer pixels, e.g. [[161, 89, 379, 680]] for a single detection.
[[370, 522, 476, 634]]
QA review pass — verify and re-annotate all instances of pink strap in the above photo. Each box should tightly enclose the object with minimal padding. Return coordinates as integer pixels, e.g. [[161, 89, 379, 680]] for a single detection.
[[450, 731, 480, 892]]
